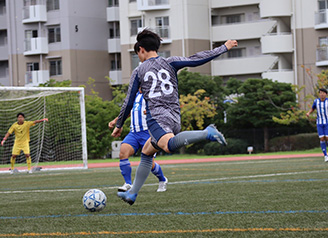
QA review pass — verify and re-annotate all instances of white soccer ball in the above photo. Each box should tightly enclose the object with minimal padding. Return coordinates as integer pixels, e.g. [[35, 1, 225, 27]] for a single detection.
[[82, 189, 107, 212]]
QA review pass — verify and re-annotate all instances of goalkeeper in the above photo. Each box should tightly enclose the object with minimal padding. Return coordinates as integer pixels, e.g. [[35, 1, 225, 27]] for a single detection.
[[1, 112, 48, 174]]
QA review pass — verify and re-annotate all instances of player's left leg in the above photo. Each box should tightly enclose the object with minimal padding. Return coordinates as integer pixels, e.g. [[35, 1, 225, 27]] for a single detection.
[[151, 156, 168, 192], [323, 124, 328, 162], [166, 124, 226, 153], [22, 144, 32, 173]]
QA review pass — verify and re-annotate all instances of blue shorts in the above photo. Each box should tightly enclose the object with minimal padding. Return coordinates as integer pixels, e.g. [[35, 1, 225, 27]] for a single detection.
[[317, 124, 328, 138], [121, 130, 150, 154]]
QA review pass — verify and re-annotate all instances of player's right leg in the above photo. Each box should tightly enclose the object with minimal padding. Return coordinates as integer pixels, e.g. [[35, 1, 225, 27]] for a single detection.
[[10, 144, 20, 174], [117, 138, 158, 205], [317, 124, 328, 162], [118, 143, 136, 192]]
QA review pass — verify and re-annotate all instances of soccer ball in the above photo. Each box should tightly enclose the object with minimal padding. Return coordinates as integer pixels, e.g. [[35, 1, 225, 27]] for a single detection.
[[82, 189, 107, 212]]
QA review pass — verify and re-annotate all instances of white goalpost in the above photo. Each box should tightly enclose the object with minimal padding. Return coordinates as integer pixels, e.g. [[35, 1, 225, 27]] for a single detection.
[[0, 87, 88, 173]]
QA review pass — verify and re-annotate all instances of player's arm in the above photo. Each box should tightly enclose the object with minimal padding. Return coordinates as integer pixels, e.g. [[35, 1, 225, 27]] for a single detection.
[[306, 108, 315, 117], [109, 113, 131, 130], [168, 40, 238, 71], [33, 118, 48, 124], [115, 69, 140, 130], [306, 101, 316, 117], [1, 132, 10, 146]]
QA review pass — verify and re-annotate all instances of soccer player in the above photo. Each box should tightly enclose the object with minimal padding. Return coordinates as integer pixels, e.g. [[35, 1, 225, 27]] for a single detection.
[[1, 112, 48, 174], [306, 88, 328, 162], [108, 91, 168, 192], [112, 29, 238, 205]]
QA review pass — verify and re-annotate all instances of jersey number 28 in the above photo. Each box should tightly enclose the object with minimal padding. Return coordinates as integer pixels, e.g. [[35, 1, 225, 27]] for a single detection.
[[144, 69, 173, 98]]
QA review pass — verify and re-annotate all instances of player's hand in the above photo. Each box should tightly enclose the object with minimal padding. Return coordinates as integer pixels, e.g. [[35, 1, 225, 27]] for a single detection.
[[41, 118, 48, 122], [1, 139, 5, 146], [111, 127, 123, 138], [224, 40, 238, 50], [108, 120, 116, 130]]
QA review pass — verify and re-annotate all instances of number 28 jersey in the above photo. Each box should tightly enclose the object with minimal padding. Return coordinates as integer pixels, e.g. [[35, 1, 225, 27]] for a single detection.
[[116, 45, 229, 130]]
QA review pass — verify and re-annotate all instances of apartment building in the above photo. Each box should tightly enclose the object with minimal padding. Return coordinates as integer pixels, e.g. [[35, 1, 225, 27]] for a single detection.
[[0, 0, 327, 101], [1, 0, 112, 99], [117, 0, 328, 99]]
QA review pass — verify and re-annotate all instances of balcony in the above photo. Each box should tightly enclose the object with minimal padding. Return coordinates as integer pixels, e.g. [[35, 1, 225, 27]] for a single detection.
[[155, 26, 171, 44], [211, 0, 260, 9], [262, 70, 294, 84], [261, 33, 293, 54], [260, 0, 292, 18], [315, 9, 328, 29], [137, 0, 170, 11], [212, 55, 278, 76], [108, 38, 121, 53], [316, 46, 328, 66], [106, 6, 119, 22], [25, 70, 49, 86], [212, 20, 276, 42], [109, 70, 122, 85], [22, 4, 47, 23], [24, 37, 49, 56]]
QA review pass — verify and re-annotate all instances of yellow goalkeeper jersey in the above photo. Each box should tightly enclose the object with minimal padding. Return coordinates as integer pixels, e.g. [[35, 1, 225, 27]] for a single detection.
[[8, 121, 35, 145]]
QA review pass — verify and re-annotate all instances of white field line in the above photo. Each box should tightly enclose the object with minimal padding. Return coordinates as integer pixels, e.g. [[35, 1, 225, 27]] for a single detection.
[[0, 170, 326, 194]]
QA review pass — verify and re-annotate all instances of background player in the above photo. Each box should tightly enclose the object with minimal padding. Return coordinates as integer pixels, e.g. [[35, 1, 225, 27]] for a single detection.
[[1, 112, 48, 174], [108, 91, 168, 192], [112, 29, 238, 205], [306, 88, 328, 162]]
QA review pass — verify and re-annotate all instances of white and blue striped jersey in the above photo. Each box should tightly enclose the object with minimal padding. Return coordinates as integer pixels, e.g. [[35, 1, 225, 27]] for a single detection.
[[130, 92, 148, 132], [116, 45, 228, 132], [312, 98, 328, 125]]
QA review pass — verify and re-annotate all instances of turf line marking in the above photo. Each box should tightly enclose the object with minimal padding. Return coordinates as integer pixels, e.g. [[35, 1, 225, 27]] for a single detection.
[[0, 169, 327, 194], [1, 209, 328, 220], [1, 227, 328, 236]]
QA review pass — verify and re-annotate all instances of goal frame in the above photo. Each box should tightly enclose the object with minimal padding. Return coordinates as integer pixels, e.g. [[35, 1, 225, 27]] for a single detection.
[[0, 86, 88, 172]]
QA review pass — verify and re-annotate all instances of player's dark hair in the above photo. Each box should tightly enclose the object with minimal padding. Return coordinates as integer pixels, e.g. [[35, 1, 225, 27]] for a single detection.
[[319, 88, 328, 94], [17, 112, 25, 118], [134, 29, 162, 54]]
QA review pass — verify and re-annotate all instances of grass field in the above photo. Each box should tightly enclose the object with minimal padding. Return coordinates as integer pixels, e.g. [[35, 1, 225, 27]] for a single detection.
[[0, 155, 328, 237]]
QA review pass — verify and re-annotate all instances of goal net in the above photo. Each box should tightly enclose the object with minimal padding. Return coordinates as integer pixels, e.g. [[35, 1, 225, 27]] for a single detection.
[[0, 87, 88, 173]]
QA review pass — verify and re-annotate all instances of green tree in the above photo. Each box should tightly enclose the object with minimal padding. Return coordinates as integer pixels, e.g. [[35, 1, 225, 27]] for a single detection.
[[180, 89, 217, 131], [273, 68, 328, 126], [226, 78, 297, 152], [83, 78, 130, 159]]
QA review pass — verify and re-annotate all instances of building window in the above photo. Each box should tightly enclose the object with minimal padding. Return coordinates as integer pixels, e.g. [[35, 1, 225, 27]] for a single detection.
[[131, 53, 140, 70], [319, 0, 328, 10], [0, 0, 6, 15], [155, 16, 169, 38], [109, 22, 120, 38], [0, 61, 8, 78], [108, 0, 119, 7], [49, 60, 62, 76], [0, 30, 7, 46], [129, 0, 136, 2], [48, 26, 61, 43], [228, 48, 243, 58], [221, 14, 244, 24], [24, 0, 37, 6], [27, 62, 39, 72], [110, 53, 121, 70], [158, 51, 170, 58], [130, 18, 143, 36], [47, 0, 59, 11], [319, 37, 328, 46]]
